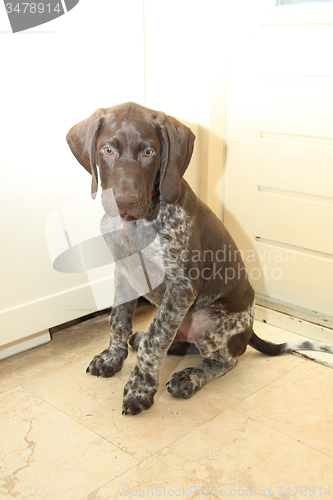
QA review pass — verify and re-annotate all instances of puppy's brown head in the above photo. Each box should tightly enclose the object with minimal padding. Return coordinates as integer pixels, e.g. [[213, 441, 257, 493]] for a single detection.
[[66, 102, 195, 218]]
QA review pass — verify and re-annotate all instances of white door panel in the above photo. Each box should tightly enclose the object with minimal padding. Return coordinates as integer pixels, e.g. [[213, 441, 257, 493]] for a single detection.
[[258, 138, 333, 199], [250, 241, 332, 315], [261, 81, 333, 138], [256, 191, 333, 255], [225, 3, 333, 321]]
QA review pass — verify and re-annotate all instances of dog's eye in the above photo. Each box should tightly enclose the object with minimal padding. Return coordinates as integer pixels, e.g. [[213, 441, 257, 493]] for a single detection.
[[103, 147, 114, 156], [143, 149, 154, 158]]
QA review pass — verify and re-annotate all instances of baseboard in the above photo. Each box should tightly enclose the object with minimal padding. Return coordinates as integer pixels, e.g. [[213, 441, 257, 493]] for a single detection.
[[0, 272, 114, 349], [0, 331, 51, 361], [255, 304, 333, 368], [255, 294, 333, 330]]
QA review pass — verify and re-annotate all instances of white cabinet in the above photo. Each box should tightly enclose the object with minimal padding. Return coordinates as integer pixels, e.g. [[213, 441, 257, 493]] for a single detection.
[[224, 1, 333, 323], [0, 0, 145, 357]]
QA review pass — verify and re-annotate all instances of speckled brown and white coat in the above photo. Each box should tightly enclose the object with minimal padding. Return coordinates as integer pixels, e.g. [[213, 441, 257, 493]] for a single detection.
[[66, 102, 333, 415]]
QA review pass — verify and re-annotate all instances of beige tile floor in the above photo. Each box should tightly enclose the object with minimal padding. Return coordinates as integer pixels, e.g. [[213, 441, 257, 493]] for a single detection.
[[1, 302, 333, 500]]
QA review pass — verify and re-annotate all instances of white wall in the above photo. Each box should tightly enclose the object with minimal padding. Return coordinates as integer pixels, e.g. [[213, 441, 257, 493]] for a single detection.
[[0, 0, 146, 353], [0, 0, 232, 356]]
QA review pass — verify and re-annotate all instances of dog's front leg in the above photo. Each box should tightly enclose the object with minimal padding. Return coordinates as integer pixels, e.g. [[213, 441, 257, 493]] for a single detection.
[[122, 281, 195, 415], [86, 299, 137, 377]]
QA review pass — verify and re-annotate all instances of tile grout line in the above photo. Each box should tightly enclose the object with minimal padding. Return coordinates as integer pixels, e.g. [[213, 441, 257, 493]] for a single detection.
[[5, 318, 328, 482], [6, 352, 332, 500], [96, 355, 311, 464], [19, 377, 333, 500], [21, 385, 145, 464], [78, 405, 239, 500], [78, 352, 331, 499], [227, 355, 308, 409], [19, 385, 159, 500], [230, 405, 333, 461], [227, 359, 333, 460]]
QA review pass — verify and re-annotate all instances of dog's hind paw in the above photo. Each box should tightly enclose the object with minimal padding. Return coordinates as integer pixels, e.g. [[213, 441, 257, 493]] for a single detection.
[[166, 368, 202, 399]]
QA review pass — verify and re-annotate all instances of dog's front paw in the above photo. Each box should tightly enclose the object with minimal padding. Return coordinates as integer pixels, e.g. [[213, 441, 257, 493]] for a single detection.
[[166, 368, 200, 399], [122, 368, 158, 415], [86, 346, 127, 377]]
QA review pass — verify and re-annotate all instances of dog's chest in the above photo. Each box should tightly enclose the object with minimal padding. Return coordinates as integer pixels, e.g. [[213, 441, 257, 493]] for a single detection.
[[155, 204, 193, 280], [100, 204, 192, 293]]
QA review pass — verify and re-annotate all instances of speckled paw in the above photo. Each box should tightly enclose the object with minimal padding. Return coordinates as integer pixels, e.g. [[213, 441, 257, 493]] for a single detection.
[[166, 368, 200, 399], [86, 347, 127, 377], [122, 372, 158, 415]]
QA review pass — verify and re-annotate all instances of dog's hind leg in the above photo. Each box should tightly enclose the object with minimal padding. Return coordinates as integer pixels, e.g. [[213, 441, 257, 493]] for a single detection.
[[167, 340, 200, 355], [166, 355, 237, 399], [166, 324, 253, 399], [130, 331, 200, 355]]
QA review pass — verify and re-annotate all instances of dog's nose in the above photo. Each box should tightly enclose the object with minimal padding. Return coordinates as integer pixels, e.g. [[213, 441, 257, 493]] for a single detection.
[[114, 192, 140, 210]]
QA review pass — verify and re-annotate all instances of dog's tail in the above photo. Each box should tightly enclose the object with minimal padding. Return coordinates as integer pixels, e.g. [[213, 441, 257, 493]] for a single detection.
[[249, 331, 333, 356]]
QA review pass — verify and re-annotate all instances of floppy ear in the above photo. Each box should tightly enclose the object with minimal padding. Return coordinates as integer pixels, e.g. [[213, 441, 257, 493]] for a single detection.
[[156, 114, 195, 204], [66, 108, 105, 199]]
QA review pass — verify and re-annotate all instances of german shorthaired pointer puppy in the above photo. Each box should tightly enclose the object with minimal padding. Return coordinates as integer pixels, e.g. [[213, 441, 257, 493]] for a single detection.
[[67, 102, 333, 415]]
